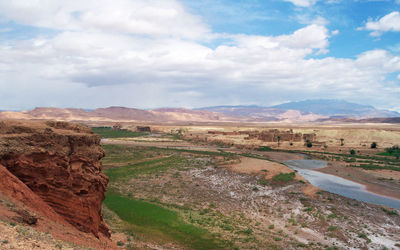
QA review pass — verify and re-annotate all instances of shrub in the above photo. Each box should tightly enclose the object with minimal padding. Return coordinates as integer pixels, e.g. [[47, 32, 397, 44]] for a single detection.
[[272, 172, 295, 182], [306, 140, 312, 148], [385, 145, 399, 154], [381, 207, 398, 216], [257, 179, 268, 186], [117, 241, 124, 246], [268, 224, 274, 229], [328, 213, 337, 219], [350, 149, 356, 155], [258, 146, 272, 151], [328, 226, 338, 231], [371, 142, 377, 149]]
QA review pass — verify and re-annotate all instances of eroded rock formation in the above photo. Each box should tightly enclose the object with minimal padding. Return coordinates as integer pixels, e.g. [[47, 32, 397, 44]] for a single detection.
[[0, 120, 110, 238]]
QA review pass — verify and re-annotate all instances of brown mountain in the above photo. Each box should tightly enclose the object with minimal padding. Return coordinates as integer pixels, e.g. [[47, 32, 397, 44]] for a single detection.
[[0, 106, 240, 123], [1, 106, 398, 124]]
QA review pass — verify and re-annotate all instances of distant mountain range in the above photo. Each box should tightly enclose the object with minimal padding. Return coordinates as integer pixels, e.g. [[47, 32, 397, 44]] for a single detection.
[[198, 99, 399, 119], [270, 99, 399, 118], [0, 99, 398, 123]]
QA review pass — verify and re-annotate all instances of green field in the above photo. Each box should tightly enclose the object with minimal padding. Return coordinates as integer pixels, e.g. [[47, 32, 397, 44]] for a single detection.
[[91, 127, 148, 138], [104, 156, 187, 182], [104, 193, 223, 249]]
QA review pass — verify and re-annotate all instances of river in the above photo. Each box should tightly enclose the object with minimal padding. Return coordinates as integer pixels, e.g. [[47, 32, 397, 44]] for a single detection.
[[284, 160, 400, 209]]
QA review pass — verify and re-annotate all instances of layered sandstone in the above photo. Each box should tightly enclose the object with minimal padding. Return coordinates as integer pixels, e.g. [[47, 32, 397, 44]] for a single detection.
[[0, 120, 110, 238]]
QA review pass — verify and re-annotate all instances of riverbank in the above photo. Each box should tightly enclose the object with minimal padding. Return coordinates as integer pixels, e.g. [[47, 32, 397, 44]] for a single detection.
[[317, 162, 400, 200]]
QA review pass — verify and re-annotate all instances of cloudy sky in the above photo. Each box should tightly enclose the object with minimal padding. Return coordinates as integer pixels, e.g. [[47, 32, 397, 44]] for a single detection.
[[0, 0, 399, 111]]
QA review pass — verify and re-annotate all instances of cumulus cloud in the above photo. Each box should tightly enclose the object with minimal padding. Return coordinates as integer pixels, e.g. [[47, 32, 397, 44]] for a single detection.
[[0, 0, 210, 40], [360, 11, 400, 36], [0, 0, 399, 111]]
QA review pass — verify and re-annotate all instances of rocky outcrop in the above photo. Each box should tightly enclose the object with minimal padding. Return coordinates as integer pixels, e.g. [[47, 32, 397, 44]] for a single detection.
[[0, 120, 110, 238]]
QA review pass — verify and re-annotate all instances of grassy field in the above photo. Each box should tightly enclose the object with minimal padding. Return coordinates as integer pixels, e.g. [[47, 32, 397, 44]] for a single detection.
[[104, 193, 223, 249], [104, 156, 187, 182], [91, 127, 148, 138]]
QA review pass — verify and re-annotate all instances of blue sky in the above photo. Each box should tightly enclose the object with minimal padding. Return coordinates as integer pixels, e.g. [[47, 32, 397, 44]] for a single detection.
[[0, 0, 399, 111]]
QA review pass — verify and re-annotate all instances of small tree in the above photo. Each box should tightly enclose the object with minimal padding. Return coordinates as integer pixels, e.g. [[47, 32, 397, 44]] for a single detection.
[[371, 142, 377, 149], [350, 149, 356, 155], [306, 140, 312, 148], [277, 136, 281, 147]]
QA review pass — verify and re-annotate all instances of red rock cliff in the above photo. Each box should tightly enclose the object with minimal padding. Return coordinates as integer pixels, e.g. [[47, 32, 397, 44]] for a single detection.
[[0, 120, 110, 238]]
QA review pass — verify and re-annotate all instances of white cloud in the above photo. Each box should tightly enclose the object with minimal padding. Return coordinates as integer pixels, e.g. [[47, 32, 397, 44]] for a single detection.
[[361, 11, 400, 36], [283, 0, 318, 7], [0, 0, 210, 40], [0, 0, 399, 111]]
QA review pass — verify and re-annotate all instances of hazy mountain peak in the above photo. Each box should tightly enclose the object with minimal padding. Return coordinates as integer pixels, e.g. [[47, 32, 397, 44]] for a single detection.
[[271, 99, 398, 118]]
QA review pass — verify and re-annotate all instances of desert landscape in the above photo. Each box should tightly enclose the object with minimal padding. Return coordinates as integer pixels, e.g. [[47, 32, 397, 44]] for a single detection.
[[0, 103, 399, 249], [1, 1, 400, 249]]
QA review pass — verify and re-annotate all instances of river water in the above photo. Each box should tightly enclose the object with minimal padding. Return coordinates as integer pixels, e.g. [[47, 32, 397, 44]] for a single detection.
[[284, 160, 400, 209]]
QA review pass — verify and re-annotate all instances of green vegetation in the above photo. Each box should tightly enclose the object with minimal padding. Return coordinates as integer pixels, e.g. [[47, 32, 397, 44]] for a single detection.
[[105, 156, 186, 182], [327, 226, 338, 231], [101, 144, 238, 249], [357, 232, 369, 241], [171, 148, 235, 157], [350, 164, 400, 172], [104, 193, 223, 249], [327, 213, 337, 219], [91, 127, 148, 138], [306, 140, 312, 148], [377, 145, 400, 158], [272, 172, 295, 182], [257, 146, 273, 151], [257, 179, 268, 186], [101, 144, 237, 168], [381, 207, 398, 216], [349, 149, 355, 155], [370, 142, 377, 149]]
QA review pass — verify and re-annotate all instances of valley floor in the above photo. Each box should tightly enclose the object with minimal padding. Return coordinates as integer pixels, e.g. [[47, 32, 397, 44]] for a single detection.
[[101, 137, 400, 249]]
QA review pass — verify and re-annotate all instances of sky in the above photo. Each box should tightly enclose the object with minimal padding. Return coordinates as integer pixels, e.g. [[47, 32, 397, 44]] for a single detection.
[[0, 0, 399, 111]]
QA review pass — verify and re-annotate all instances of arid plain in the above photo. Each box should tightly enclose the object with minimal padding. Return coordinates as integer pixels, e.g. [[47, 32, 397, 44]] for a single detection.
[[0, 107, 399, 249]]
